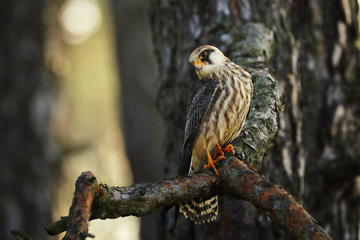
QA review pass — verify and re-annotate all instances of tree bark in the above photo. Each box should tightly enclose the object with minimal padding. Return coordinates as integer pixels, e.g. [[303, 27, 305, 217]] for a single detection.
[[150, 0, 360, 239], [0, 1, 56, 239]]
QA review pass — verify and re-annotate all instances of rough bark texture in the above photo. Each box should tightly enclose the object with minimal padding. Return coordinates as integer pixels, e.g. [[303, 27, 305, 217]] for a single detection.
[[150, 0, 360, 239], [0, 1, 55, 239], [63, 173, 97, 240], [47, 158, 331, 240]]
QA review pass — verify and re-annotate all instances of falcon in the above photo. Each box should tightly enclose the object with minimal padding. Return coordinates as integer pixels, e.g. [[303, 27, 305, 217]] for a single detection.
[[178, 45, 253, 224]]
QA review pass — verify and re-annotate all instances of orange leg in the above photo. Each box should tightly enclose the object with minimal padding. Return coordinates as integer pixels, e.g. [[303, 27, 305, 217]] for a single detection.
[[212, 143, 224, 159], [203, 150, 225, 176]]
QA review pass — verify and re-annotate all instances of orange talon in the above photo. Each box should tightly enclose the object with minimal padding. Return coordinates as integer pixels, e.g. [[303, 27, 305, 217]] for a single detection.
[[204, 151, 224, 176], [222, 144, 235, 155], [212, 143, 224, 159], [213, 155, 225, 164]]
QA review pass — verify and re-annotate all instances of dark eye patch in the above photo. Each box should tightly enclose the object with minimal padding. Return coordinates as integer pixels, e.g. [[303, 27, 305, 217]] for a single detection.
[[200, 51, 208, 58], [199, 49, 215, 63], [199, 50, 209, 62]]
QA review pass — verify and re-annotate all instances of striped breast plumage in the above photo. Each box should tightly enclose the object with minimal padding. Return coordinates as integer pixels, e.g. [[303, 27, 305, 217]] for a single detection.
[[191, 63, 253, 172]]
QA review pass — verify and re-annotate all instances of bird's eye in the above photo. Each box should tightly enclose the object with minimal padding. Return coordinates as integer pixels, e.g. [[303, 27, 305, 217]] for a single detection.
[[200, 51, 208, 59]]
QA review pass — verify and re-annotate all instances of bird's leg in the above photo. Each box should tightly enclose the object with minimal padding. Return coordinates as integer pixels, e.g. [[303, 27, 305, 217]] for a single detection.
[[212, 143, 224, 159], [204, 143, 234, 175], [203, 150, 225, 176]]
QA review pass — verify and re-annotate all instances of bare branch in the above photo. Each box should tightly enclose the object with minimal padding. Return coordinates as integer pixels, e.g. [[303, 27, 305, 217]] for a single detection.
[[46, 157, 332, 240], [62, 172, 97, 240]]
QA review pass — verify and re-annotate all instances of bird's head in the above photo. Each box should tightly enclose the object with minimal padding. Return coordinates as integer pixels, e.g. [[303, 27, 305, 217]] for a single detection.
[[189, 45, 228, 79]]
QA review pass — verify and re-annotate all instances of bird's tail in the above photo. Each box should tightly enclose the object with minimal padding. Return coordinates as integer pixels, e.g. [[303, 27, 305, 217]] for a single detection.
[[179, 195, 218, 224]]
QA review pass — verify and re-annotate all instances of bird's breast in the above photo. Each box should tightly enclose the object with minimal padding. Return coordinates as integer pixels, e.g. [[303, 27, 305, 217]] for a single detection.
[[191, 75, 252, 170]]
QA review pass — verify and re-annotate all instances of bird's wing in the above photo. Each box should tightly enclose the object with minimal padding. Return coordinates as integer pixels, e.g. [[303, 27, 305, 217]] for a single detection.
[[178, 78, 219, 175], [162, 79, 219, 221]]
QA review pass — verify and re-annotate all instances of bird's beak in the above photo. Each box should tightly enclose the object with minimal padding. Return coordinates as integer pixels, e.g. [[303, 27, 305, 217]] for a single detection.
[[193, 60, 204, 71]]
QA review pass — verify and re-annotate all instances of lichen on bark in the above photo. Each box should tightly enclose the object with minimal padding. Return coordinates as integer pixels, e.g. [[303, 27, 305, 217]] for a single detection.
[[230, 23, 282, 169]]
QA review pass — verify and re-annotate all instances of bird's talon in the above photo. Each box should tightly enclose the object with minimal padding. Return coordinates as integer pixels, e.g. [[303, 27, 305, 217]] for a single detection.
[[213, 156, 225, 164], [223, 144, 235, 155]]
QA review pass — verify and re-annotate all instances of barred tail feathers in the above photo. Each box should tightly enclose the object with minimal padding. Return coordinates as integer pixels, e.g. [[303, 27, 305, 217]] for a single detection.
[[179, 195, 218, 224]]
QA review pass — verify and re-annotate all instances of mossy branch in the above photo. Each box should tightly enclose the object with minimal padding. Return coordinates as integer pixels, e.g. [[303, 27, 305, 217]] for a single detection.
[[46, 157, 332, 240]]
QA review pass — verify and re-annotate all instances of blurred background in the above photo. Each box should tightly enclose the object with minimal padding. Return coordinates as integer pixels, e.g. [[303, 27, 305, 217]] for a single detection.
[[0, 0, 163, 239]]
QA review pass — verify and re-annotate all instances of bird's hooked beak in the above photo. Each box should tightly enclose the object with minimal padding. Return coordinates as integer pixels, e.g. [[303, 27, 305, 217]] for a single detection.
[[193, 60, 205, 71]]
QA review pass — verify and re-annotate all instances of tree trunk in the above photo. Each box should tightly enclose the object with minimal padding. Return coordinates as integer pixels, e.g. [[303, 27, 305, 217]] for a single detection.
[[150, 0, 360, 239], [110, 1, 164, 239], [0, 1, 56, 239]]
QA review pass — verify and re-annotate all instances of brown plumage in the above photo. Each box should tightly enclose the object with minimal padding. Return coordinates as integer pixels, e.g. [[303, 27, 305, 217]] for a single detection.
[[178, 45, 253, 224]]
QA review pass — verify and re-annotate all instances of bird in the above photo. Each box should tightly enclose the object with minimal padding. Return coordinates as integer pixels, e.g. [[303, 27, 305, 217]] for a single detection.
[[178, 45, 253, 224]]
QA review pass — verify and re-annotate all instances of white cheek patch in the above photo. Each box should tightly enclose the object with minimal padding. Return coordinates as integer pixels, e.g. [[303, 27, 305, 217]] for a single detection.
[[197, 64, 216, 79], [209, 52, 226, 65], [202, 64, 215, 73]]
